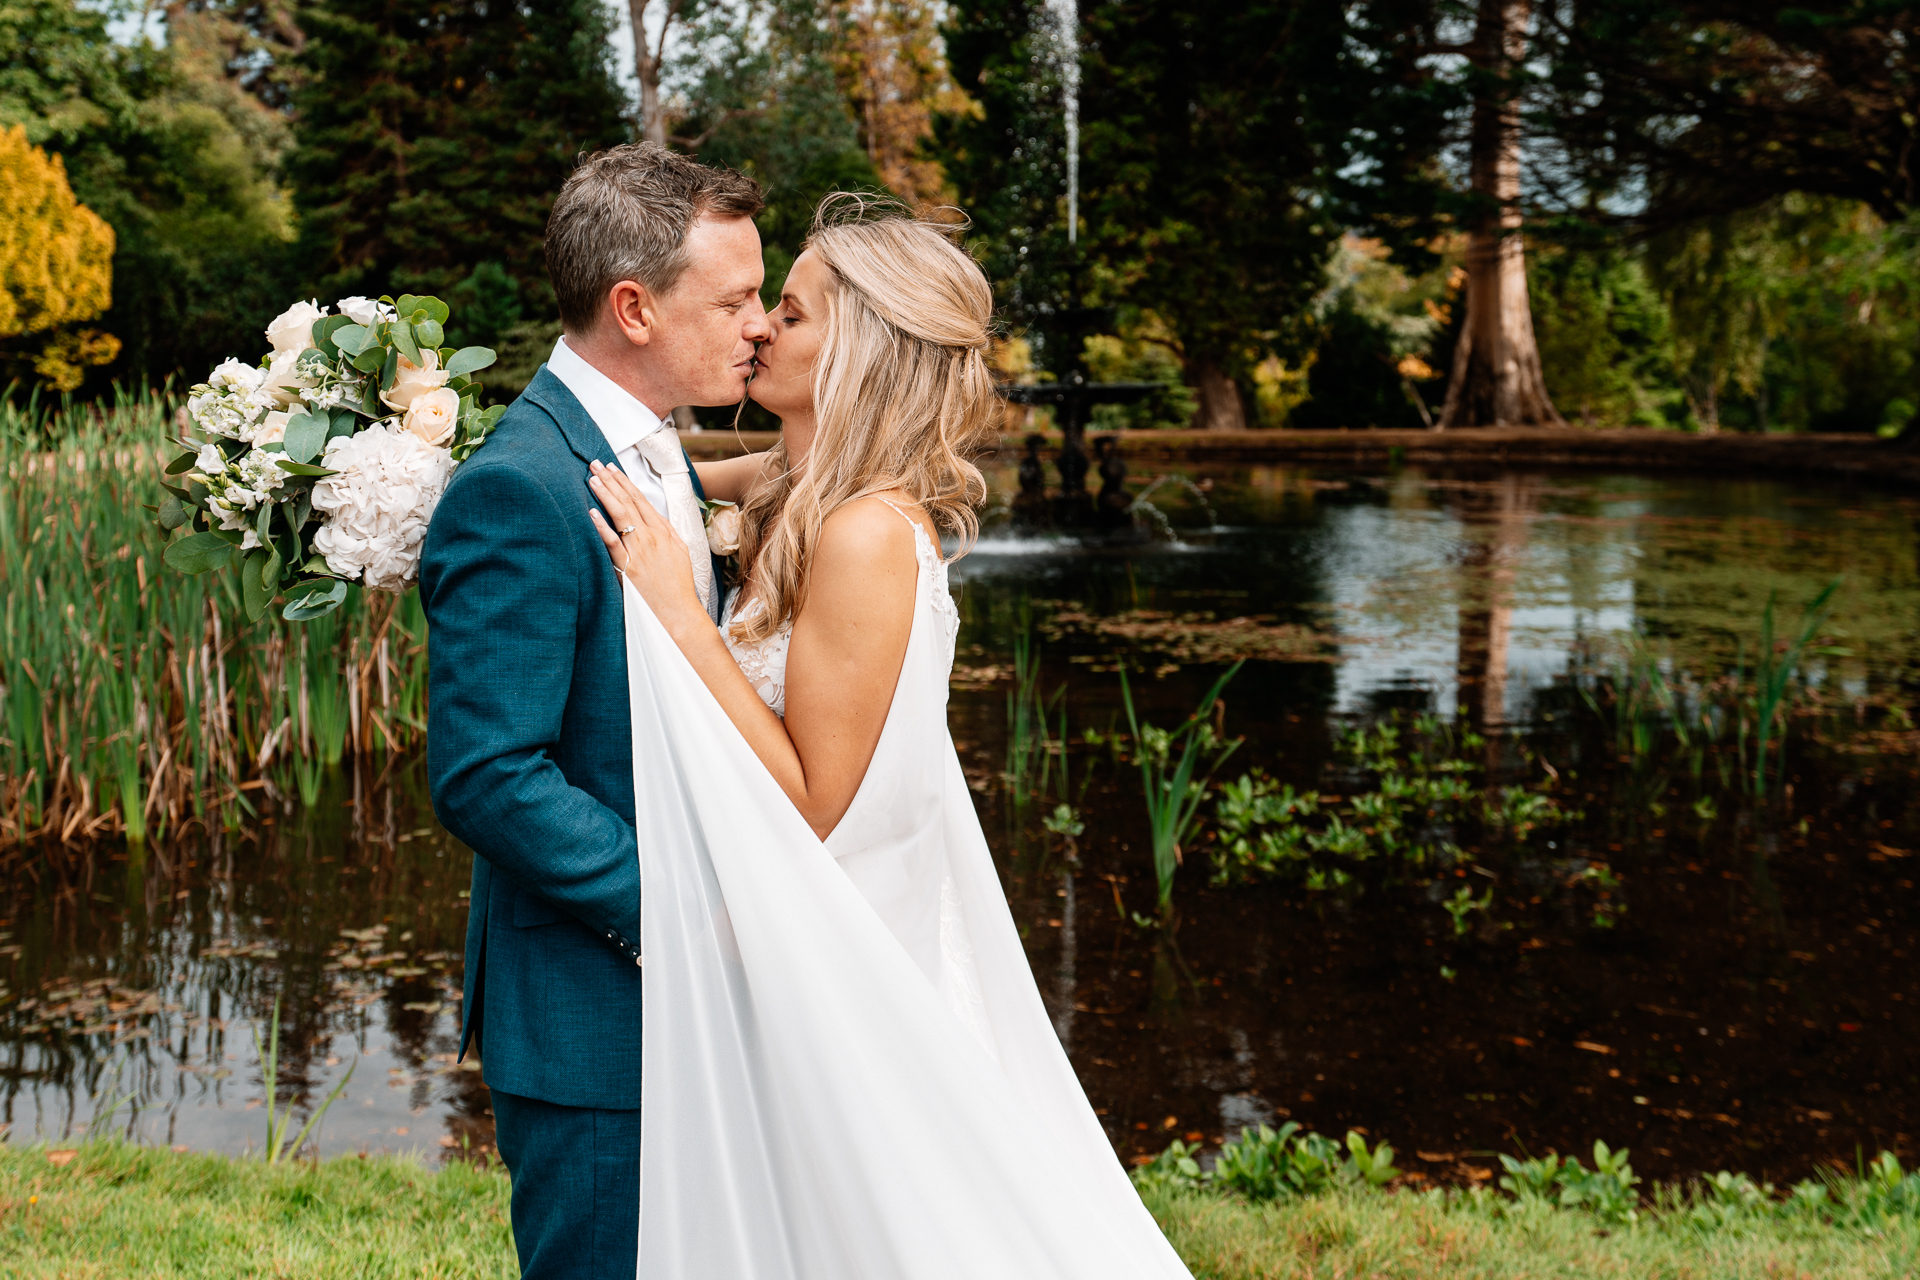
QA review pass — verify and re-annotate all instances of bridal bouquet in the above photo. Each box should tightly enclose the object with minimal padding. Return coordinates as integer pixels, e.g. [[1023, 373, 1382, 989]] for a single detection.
[[159, 295, 506, 622]]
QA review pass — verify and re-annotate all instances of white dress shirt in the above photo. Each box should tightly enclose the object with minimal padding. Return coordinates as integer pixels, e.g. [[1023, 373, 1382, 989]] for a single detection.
[[545, 335, 671, 518]]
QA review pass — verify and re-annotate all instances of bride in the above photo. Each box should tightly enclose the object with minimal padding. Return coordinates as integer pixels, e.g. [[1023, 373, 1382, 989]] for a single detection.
[[583, 195, 1194, 1278]]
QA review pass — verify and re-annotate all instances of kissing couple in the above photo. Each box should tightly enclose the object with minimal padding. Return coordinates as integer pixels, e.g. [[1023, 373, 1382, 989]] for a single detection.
[[421, 143, 1193, 1279]]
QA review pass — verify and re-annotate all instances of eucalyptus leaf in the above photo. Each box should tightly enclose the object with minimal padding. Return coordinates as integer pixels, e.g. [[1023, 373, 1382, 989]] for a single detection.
[[262, 547, 284, 592], [334, 322, 370, 356], [329, 409, 360, 439], [421, 296, 450, 325], [445, 346, 497, 378], [394, 294, 424, 320], [164, 532, 233, 574], [380, 347, 399, 392], [242, 550, 270, 621], [391, 320, 424, 367], [414, 318, 444, 349], [254, 499, 275, 546], [283, 409, 330, 465], [158, 495, 187, 530], [350, 344, 386, 373], [284, 578, 349, 622], [273, 459, 339, 477], [165, 450, 198, 475], [317, 314, 355, 359]]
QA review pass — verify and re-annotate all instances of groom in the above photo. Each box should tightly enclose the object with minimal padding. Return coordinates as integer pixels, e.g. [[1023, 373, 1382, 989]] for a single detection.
[[421, 144, 768, 1277]]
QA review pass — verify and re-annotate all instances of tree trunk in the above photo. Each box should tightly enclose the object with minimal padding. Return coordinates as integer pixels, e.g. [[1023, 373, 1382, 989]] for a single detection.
[[630, 0, 675, 146], [1436, 0, 1564, 430], [1190, 358, 1248, 431]]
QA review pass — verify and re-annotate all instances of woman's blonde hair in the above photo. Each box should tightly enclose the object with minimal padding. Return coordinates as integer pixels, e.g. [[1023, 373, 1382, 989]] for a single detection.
[[730, 193, 995, 642]]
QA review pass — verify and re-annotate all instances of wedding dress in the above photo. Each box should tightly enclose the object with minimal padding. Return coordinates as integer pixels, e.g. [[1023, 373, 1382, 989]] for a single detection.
[[623, 501, 1193, 1279]]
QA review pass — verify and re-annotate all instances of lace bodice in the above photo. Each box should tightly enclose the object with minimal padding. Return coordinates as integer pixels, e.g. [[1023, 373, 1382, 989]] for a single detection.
[[721, 499, 955, 719]]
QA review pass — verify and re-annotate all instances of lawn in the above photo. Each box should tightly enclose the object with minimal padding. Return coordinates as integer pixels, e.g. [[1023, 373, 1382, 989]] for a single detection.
[[1, 1141, 1915, 1278]]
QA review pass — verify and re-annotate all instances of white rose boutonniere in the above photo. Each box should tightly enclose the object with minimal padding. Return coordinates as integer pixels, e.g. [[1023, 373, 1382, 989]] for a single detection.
[[704, 500, 742, 556]]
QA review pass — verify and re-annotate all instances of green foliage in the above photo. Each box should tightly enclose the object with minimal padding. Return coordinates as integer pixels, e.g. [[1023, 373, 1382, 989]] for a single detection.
[[1290, 236, 1453, 432], [286, 0, 629, 345], [1530, 247, 1684, 428], [1119, 663, 1243, 911], [1499, 1141, 1642, 1224], [1168, 1123, 1400, 1203], [1210, 712, 1572, 888]]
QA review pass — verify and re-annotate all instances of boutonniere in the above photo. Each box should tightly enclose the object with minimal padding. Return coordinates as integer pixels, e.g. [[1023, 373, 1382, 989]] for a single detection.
[[702, 499, 742, 557]]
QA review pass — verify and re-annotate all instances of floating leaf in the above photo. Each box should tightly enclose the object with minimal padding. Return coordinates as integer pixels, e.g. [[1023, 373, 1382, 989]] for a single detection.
[[445, 346, 496, 378], [163, 532, 233, 574]]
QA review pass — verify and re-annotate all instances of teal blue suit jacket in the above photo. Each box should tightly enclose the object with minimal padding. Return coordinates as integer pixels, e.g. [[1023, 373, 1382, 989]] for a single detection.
[[420, 367, 713, 1109]]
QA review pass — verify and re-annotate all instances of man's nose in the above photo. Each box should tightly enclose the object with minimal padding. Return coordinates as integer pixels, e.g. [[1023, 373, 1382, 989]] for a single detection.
[[740, 295, 772, 343]]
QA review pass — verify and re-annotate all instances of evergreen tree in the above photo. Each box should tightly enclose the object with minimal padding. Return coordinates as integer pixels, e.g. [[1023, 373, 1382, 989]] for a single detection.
[[1076, 0, 1342, 428], [286, 0, 630, 345]]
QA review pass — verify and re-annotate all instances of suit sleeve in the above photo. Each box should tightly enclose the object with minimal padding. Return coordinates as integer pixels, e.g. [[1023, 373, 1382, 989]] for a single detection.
[[421, 462, 641, 944]]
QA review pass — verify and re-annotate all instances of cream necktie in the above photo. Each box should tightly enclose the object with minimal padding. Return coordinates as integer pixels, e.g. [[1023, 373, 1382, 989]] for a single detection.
[[632, 428, 715, 618]]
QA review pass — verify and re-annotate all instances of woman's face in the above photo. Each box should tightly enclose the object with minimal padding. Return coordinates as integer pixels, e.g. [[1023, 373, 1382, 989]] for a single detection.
[[747, 249, 832, 423]]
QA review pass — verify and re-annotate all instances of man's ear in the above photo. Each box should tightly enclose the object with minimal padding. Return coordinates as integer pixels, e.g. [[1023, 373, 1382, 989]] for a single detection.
[[608, 280, 657, 348]]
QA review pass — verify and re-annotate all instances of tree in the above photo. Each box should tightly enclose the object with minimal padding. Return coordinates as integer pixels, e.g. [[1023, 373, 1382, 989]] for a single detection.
[[830, 0, 971, 206], [1076, 0, 1343, 429], [0, 124, 118, 390], [1436, 0, 1563, 427], [1535, 3, 1920, 226], [287, 0, 630, 338], [0, 0, 297, 389]]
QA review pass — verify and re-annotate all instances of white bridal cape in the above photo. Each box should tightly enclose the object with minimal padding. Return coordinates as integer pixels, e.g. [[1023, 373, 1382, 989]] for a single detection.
[[622, 514, 1193, 1279]]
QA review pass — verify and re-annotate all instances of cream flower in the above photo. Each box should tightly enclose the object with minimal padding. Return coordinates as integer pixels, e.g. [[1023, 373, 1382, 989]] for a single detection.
[[403, 387, 461, 446], [706, 503, 743, 555], [259, 347, 312, 409], [254, 410, 291, 446], [310, 425, 456, 591], [380, 349, 450, 412], [266, 300, 327, 355]]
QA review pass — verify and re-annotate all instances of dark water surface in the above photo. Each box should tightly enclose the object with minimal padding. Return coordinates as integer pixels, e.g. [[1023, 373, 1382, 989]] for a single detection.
[[6, 463, 1917, 1188]]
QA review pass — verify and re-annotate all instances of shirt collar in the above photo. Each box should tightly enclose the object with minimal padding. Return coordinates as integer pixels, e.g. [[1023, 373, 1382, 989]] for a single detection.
[[546, 336, 666, 454]]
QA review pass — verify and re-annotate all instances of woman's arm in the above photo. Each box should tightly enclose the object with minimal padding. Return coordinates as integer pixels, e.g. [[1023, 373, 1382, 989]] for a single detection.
[[587, 461, 917, 840], [693, 451, 780, 504]]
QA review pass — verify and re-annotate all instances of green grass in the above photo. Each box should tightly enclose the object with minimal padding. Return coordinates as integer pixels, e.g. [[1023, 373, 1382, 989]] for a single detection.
[[0, 1141, 513, 1278], [4, 1141, 1917, 1278], [1144, 1184, 1920, 1279]]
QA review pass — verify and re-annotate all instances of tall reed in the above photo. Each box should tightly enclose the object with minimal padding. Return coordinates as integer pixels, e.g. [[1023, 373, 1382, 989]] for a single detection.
[[0, 389, 430, 852]]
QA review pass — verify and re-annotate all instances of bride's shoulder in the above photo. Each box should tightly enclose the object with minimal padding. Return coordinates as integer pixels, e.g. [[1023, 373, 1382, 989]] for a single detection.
[[813, 494, 926, 580]]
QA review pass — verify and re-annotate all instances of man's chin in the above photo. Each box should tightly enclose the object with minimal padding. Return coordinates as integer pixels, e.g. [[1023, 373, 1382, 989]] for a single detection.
[[687, 375, 754, 410]]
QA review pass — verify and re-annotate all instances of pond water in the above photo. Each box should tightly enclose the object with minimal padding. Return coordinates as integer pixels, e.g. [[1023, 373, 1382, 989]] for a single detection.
[[4, 462, 1916, 1188]]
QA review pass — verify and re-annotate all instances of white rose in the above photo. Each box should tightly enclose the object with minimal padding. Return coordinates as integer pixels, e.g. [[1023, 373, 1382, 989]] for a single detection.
[[209, 357, 267, 395], [334, 296, 393, 326], [706, 503, 743, 555], [403, 387, 461, 446], [380, 349, 450, 412], [266, 300, 327, 355], [259, 347, 311, 408], [256, 410, 290, 445]]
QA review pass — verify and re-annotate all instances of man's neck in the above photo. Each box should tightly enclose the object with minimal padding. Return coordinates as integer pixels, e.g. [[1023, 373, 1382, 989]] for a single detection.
[[561, 331, 674, 422]]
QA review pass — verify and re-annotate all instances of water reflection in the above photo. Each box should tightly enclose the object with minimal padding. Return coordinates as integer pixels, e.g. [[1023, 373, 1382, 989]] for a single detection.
[[4, 462, 1915, 1186]]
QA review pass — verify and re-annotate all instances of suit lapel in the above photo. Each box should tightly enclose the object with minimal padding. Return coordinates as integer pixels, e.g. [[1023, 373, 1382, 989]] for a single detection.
[[529, 366, 730, 621], [525, 366, 620, 468]]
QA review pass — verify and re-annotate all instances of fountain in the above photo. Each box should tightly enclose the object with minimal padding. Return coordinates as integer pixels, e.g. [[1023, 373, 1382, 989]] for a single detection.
[[999, 0, 1162, 529]]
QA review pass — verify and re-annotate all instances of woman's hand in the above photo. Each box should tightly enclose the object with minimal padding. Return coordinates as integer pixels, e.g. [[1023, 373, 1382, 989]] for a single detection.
[[587, 460, 707, 632]]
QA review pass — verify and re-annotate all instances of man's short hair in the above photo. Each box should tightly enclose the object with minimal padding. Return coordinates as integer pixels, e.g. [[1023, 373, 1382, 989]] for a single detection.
[[545, 143, 765, 332]]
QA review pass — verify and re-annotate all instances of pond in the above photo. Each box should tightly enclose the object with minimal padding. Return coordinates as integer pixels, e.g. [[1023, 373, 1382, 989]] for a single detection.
[[4, 460, 1916, 1189]]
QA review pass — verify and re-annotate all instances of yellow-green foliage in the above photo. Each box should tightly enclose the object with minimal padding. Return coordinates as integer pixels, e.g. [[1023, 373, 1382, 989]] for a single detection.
[[0, 123, 119, 390]]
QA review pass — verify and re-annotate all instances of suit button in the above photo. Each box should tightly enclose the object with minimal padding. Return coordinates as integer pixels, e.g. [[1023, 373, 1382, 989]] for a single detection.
[[634, 955, 644, 967]]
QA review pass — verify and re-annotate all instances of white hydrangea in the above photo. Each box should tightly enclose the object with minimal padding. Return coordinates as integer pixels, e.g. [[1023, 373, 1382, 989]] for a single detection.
[[309, 424, 456, 591]]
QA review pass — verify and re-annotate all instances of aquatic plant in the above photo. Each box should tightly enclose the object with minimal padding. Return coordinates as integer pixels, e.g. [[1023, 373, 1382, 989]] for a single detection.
[[1118, 662, 1244, 914], [252, 993, 355, 1164], [0, 393, 429, 851], [1740, 579, 1842, 796]]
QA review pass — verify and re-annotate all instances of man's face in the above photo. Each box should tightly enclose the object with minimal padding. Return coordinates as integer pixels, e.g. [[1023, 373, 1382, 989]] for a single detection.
[[649, 214, 769, 408]]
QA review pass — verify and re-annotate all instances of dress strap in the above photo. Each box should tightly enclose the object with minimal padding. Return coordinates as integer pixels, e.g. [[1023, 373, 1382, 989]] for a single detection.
[[875, 497, 923, 529]]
